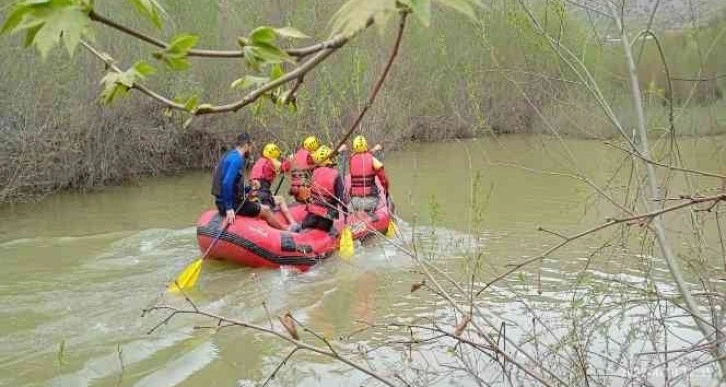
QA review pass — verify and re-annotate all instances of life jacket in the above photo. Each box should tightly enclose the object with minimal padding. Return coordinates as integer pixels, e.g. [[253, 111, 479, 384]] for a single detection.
[[289, 148, 314, 201], [248, 157, 276, 205], [211, 150, 247, 202], [349, 152, 378, 197], [307, 166, 339, 220]]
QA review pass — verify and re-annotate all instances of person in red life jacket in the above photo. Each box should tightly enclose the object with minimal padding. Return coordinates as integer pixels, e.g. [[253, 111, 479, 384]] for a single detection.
[[211, 132, 254, 226], [297, 145, 348, 234], [280, 136, 319, 203], [246, 143, 300, 231], [348, 135, 388, 213]]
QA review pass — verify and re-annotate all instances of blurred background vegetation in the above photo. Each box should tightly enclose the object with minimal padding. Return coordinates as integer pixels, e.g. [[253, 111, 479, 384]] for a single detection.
[[1, 0, 724, 202]]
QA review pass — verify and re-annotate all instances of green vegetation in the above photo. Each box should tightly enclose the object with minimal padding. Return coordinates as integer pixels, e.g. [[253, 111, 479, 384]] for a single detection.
[[0, 0, 724, 202]]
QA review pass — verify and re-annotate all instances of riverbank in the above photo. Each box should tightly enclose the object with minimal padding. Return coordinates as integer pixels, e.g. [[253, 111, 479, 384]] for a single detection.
[[2, 0, 725, 203]]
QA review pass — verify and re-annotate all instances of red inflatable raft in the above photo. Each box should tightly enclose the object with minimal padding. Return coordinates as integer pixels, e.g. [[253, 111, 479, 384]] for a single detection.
[[196, 178, 393, 270], [196, 204, 341, 271], [344, 175, 393, 240]]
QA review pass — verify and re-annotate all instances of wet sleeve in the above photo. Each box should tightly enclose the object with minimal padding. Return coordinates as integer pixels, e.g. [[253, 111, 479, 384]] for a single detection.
[[376, 167, 389, 193], [372, 157, 383, 170], [221, 154, 242, 211], [280, 156, 292, 173]]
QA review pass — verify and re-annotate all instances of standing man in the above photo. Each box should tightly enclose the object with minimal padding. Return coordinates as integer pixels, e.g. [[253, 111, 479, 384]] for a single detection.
[[211, 132, 254, 226]]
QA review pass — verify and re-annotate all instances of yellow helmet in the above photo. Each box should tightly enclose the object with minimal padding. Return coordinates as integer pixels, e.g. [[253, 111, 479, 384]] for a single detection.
[[263, 143, 281, 160], [311, 145, 333, 165], [352, 135, 368, 153], [303, 136, 320, 152]]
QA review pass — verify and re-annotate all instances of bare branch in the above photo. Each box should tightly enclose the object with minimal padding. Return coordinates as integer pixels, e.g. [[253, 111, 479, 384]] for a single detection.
[[604, 141, 726, 179], [89, 10, 327, 59], [331, 11, 408, 159], [144, 305, 398, 387]]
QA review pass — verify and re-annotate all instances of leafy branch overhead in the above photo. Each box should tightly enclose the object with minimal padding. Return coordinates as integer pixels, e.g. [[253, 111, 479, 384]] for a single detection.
[[1, 0, 481, 116]]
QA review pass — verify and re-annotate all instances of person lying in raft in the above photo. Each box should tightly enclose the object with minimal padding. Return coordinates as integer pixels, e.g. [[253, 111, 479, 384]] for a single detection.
[[294, 145, 349, 235], [211, 131, 254, 226], [280, 135, 319, 204], [246, 143, 301, 232], [347, 135, 389, 213]]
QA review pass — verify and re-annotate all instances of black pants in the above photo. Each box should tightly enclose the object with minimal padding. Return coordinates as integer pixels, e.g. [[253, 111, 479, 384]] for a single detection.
[[215, 199, 261, 217], [302, 213, 333, 233]]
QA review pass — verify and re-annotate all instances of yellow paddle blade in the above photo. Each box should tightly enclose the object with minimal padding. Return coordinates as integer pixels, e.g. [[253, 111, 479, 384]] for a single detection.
[[385, 220, 399, 238], [339, 227, 354, 260], [168, 258, 203, 293]]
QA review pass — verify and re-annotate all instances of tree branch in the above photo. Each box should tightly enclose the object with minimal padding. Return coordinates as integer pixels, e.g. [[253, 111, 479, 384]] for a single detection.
[[604, 141, 726, 179], [478, 192, 726, 296], [331, 11, 408, 159], [143, 305, 398, 387], [89, 10, 328, 59]]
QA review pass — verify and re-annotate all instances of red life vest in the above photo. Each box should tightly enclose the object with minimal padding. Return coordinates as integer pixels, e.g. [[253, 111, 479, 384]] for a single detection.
[[290, 148, 313, 186], [349, 152, 378, 197], [250, 157, 277, 183], [307, 166, 339, 219], [249, 157, 276, 205]]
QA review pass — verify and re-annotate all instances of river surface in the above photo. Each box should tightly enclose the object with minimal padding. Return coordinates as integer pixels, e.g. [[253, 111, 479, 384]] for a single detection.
[[1, 135, 725, 386]]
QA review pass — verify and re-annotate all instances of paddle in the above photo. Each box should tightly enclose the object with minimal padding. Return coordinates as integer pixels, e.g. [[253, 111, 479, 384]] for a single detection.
[[336, 147, 355, 260], [168, 158, 254, 293], [168, 199, 244, 293]]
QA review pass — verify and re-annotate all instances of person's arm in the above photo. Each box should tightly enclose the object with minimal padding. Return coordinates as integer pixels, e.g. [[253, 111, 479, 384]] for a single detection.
[[280, 155, 292, 173], [371, 156, 389, 193], [221, 155, 242, 211]]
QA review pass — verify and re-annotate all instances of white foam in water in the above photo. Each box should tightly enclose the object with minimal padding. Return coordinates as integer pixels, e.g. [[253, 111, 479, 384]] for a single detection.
[[134, 340, 219, 387], [50, 331, 192, 386]]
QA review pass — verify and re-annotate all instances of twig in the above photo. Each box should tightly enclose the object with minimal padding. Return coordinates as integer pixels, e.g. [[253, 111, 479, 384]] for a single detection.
[[89, 10, 328, 59], [143, 305, 398, 387], [477, 192, 726, 296], [289, 315, 338, 355], [603, 141, 726, 179], [261, 348, 298, 387], [330, 11, 408, 160]]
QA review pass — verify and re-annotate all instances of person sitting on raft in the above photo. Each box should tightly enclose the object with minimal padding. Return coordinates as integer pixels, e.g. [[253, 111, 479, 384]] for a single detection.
[[281, 136, 319, 204], [211, 132, 254, 226], [296, 145, 348, 235], [247, 143, 301, 231], [347, 135, 389, 213]]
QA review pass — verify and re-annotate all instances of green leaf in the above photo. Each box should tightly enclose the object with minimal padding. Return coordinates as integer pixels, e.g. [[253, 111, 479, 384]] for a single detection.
[[230, 75, 270, 90], [98, 62, 150, 104], [154, 34, 197, 71], [167, 34, 198, 55], [249, 26, 275, 45], [433, 0, 479, 22], [100, 73, 129, 104], [254, 41, 293, 64], [273, 26, 309, 39], [411, 0, 431, 26], [24, 23, 42, 47], [164, 56, 189, 71], [183, 94, 198, 112], [243, 45, 261, 70], [269, 63, 284, 80], [128, 0, 165, 28], [132, 60, 155, 76], [3, 0, 92, 58], [330, 0, 398, 37], [1, 2, 33, 35]]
